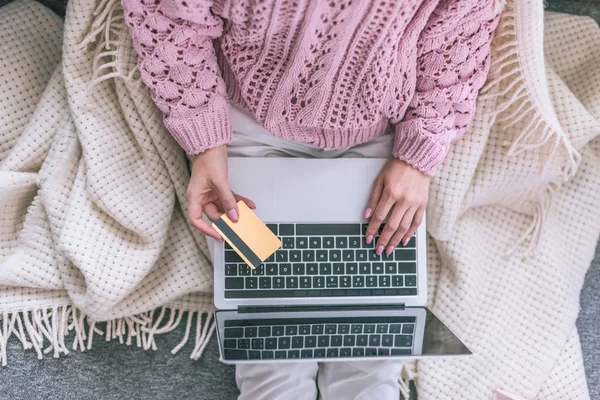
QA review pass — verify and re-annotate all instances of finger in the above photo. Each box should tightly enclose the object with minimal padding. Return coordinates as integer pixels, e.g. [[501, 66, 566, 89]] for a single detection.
[[203, 202, 222, 221], [214, 182, 239, 222], [376, 204, 410, 254], [365, 189, 395, 246], [187, 196, 223, 241], [234, 193, 256, 210], [364, 176, 383, 220], [402, 207, 425, 247], [387, 207, 417, 253]]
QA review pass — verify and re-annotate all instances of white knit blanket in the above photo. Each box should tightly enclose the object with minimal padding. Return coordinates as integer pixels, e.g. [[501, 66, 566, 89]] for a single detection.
[[1, 0, 599, 399]]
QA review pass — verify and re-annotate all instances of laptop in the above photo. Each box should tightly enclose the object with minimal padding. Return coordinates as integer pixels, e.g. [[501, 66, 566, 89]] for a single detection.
[[212, 157, 470, 363]]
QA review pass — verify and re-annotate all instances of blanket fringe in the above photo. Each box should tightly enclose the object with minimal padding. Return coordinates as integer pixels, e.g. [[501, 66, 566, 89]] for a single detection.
[[0, 305, 215, 366], [480, 4, 581, 258], [399, 362, 418, 400]]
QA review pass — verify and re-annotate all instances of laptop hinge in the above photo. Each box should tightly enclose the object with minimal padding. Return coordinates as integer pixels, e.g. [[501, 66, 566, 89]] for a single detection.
[[238, 303, 405, 313]]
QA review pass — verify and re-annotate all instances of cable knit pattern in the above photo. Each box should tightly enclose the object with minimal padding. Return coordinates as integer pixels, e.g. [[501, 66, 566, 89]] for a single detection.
[[121, 0, 499, 175]]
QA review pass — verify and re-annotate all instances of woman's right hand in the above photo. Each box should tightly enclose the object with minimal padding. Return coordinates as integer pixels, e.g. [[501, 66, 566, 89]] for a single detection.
[[186, 144, 255, 241]]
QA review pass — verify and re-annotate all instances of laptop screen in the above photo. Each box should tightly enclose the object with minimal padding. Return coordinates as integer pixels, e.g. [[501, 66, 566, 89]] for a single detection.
[[214, 307, 470, 363]]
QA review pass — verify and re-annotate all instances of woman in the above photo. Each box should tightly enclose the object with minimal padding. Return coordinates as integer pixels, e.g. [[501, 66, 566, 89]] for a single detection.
[[122, 0, 499, 397]]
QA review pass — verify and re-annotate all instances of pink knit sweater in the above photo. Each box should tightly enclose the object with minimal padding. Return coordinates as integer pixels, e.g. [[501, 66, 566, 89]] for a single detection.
[[122, 0, 499, 176]]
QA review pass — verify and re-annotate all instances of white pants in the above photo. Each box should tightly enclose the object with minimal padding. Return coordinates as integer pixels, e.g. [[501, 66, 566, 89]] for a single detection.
[[215, 105, 402, 400]]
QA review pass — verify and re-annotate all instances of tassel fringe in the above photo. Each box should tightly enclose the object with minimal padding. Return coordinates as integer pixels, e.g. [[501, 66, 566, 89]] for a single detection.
[[0, 306, 215, 367], [480, 3, 581, 259]]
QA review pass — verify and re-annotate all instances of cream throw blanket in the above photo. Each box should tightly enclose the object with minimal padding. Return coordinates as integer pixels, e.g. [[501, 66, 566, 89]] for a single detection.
[[1, 0, 599, 399]]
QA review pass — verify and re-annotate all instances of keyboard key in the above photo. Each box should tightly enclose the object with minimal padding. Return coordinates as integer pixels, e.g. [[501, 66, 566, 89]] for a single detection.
[[369, 335, 381, 346], [225, 328, 244, 338], [278, 337, 291, 349], [357, 335, 368, 346], [344, 263, 357, 274], [329, 250, 341, 261], [275, 351, 287, 359], [353, 276, 365, 287], [392, 275, 404, 287], [402, 324, 415, 334], [266, 264, 278, 275], [272, 326, 285, 336], [397, 263, 417, 274], [317, 250, 328, 261], [395, 249, 416, 261], [394, 335, 413, 347], [299, 325, 311, 335], [377, 348, 390, 356], [343, 250, 354, 261], [318, 336, 330, 347], [259, 327, 271, 337], [376, 324, 388, 334], [313, 276, 325, 288], [225, 251, 243, 262], [319, 263, 332, 275], [333, 263, 345, 275], [283, 237, 295, 249], [309, 237, 321, 248], [331, 335, 343, 346], [343, 335, 355, 346], [286, 326, 298, 336], [372, 263, 383, 274], [265, 253, 275, 263], [245, 327, 258, 337], [325, 324, 337, 334], [224, 349, 247, 360], [364, 324, 376, 334], [305, 336, 317, 347], [279, 224, 294, 235], [225, 278, 244, 290], [340, 348, 352, 357], [352, 348, 365, 357], [351, 325, 363, 334], [293, 263, 305, 275], [382, 335, 394, 346], [300, 276, 311, 288], [251, 338, 264, 349], [390, 324, 402, 334], [262, 350, 274, 359], [336, 237, 348, 248], [385, 263, 396, 274], [292, 336, 303, 348], [312, 325, 324, 335], [401, 236, 416, 248], [225, 264, 237, 276], [323, 237, 335, 248], [337, 324, 349, 334], [349, 237, 361, 248], [252, 264, 264, 275], [276, 251, 288, 262], [279, 264, 291, 275], [327, 348, 339, 358], [224, 339, 237, 348], [366, 276, 377, 287], [379, 275, 390, 287], [286, 277, 298, 288], [359, 263, 370, 274], [301, 349, 313, 358], [391, 349, 412, 356], [340, 276, 351, 287], [266, 224, 277, 235], [382, 250, 394, 262], [405, 275, 417, 287], [265, 338, 277, 349], [273, 277, 285, 288], [296, 224, 360, 236], [326, 276, 338, 288], [290, 250, 302, 262], [356, 250, 368, 262], [314, 349, 326, 358], [296, 237, 308, 249], [303, 250, 315, 262], [238, 339, 250, 349], [306, 263, 318, 274], [259, 277, 271, 289], [245, 277, 258, 289], [239, 264, 251, 276], [369, 251, 381, 261], [366, 348, 378, 356], [288, 350, 300, 359]]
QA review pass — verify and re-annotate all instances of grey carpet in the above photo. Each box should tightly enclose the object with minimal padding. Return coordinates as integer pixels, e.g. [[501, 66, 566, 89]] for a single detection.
[[0, 0, 598, 399]]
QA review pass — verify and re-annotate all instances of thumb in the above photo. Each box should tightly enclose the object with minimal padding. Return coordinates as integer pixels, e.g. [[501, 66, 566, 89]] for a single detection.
[[215, 181, 239, 222]]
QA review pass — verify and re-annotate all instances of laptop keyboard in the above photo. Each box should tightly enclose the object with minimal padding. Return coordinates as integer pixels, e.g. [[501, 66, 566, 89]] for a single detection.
[[223, 223, 418, 299], [222, 316, 416, 360]]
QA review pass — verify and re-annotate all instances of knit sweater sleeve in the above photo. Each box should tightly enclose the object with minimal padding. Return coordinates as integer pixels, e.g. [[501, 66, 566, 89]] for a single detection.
[[121, 0, 231, 154], [393, 0, 500, 176]]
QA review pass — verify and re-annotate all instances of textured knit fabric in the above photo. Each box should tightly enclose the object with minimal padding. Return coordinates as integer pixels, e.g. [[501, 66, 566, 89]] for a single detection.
[[120, 0, 500, 176], [1, 1, 600, 399]]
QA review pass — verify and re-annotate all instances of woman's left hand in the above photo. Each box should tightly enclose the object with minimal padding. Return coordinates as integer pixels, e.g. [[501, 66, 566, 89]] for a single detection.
[[364, 159, 430, 256]]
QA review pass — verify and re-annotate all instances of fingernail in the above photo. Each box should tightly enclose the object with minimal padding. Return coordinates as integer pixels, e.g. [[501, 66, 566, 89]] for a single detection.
[[218, 237, 224, 242], [402, 237, 409, 247], [366, 234, 373, 244], [376, 245, 384, 255], [227, 208, 238, 222], [386, 246, 394, 256], [363, 208, 372, 219]]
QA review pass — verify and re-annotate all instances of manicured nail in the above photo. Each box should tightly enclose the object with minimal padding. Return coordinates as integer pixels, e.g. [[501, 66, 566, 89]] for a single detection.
[[376, 245, 384, 255], [363, 208, 372, 219], [402, 237, 409, 247], [218, 237, 224, 242], [386, 246, 394, 256], [227, 208, 238, 222], [366, 234, 373, 244]]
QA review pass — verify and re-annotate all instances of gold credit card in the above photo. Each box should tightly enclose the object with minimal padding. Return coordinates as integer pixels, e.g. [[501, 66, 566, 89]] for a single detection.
[[212, 200, 281, 269]]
